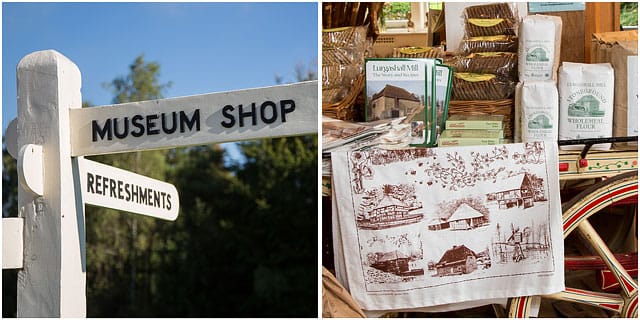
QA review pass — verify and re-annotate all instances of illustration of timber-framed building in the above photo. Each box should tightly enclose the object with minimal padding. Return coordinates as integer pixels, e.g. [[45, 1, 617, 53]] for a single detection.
[[369, 84, 422, 120], [487, 173, 537, 209], [370, 250, 424, 277], [447, 203, 487, 230], [357, 194, 423, 230], [427, 217, 449, 231], [435, 245, 478, 276]]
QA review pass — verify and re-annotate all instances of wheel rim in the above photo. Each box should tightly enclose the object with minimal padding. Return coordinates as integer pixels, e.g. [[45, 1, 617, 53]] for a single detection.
[[508, 171, 638, 318]]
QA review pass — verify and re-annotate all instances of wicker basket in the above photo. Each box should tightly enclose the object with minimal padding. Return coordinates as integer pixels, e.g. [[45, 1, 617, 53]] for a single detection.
[[447, 99, 514, 139], [321, 3, 382, 122], [322, 74, 364, 121]]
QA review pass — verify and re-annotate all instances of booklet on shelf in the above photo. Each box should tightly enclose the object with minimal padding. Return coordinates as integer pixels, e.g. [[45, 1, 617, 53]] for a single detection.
[[365, 58, 440, 147], [435, 64, 453, 141]]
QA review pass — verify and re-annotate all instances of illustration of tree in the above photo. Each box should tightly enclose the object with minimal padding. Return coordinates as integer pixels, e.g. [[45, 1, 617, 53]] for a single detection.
[[512, 141, 545, 164], [425, 147, 507, 190]]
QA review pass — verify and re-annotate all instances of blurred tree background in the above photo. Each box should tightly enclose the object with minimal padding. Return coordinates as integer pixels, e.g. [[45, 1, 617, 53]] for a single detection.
[[2, 55, 317, 317]]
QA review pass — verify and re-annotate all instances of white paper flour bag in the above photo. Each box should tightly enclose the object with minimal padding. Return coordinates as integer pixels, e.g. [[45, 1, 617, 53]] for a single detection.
[[516, 81, 559, 142], [559, 62, 614, 150], [519, 15, 562, 81]]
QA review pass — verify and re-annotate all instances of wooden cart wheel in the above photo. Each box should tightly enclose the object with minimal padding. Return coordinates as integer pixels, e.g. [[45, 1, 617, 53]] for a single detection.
[[507, 170, 638, 318]]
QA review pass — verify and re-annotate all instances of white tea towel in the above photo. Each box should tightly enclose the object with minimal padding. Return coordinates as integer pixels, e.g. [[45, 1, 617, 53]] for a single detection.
[[331, 141, 564, 311]]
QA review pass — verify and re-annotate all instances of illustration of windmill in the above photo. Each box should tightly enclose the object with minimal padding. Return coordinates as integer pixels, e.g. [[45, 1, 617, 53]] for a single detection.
[[507, 223, 526, 262]]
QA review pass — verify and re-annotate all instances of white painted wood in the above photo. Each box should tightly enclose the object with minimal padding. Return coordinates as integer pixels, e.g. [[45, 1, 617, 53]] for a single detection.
[[5, 118, 18, 159], [69, 81, 318, 156], [18, 144, 44, 196], [16, 50, 86, 317], [2, 217, 24, 269], [78, 158, 179, 220]]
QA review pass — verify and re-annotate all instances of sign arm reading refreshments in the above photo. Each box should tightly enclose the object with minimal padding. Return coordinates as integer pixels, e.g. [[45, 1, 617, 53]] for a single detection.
[[70, 81, 318, 156], [78, 158, 180, 221]]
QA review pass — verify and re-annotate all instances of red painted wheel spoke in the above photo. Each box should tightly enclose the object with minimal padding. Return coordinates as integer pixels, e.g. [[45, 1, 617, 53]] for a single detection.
[[544, 288, 625, 313], [509, 171, 638, 317], [576, 219, 638, 298]]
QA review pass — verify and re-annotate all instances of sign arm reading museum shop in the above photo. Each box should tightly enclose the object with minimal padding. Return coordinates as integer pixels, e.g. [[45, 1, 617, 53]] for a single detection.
[[70, 80, 317, 156]]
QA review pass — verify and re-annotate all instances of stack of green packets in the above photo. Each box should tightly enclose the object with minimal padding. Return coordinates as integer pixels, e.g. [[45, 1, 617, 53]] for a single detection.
[[439, 114, 507, 146]]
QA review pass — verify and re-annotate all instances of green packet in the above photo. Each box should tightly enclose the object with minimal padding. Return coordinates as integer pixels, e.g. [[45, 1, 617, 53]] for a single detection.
[[440, 129, 504, 139], [446, 114, 504, 130], [434, 64, 453, 142]]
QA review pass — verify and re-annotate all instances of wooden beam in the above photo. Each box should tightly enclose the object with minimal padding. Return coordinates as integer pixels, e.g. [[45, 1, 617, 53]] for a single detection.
[[16, 50, 86, 317], [585, 2, 621, 62], [2, 218, 24, 269]]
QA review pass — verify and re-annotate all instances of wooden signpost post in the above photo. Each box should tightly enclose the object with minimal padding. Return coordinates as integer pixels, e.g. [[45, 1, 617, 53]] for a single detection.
[[3, 50, 318, 317]]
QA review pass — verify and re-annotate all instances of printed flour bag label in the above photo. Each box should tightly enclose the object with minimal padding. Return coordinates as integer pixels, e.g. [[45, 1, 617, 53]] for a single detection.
[[519, 15, 562, 81], [559, 62, 614, 150], [518, 80, 559, 142]]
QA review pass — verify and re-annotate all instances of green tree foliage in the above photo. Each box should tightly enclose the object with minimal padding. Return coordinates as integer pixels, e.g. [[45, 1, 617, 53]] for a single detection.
[[86, 55, 173, 316], [2, 146, 18, 219], [226, 63, 318, 316], [621, 2, 638, 27], [2, 147, 19, 317], [382, 2, 411, 20]]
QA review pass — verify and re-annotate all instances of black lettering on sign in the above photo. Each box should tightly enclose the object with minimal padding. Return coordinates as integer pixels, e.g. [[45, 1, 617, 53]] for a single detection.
[[85, 172, 174, 211], [132, 185, 139, 203], [140, 187, 148, 205], [92, 119, 112, 142], [91, 110, 201, 142], [87, 173, 95, 193], [221, 105, 236, 128], [131, 115, 145, 137], [280, 99, 295, 122], [125, 183, 131, 201], [113, 117, 129, 139], [95, 174, 102, 195], [117, 180, 124, 200], [180, 110, 201, 133], [147, 114, 160, 135], [219, 99, 296, 128], [154, 190, 161, 208], [239, 103, 257, 127], [110, 179, 117, 198], [260, 101, 277, 124], [104, 176, 110, 195], [162, 112, 177, 134]]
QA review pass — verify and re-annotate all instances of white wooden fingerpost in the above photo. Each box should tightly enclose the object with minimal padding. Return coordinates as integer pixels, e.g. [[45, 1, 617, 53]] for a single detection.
[[16, 50, 86, 317]]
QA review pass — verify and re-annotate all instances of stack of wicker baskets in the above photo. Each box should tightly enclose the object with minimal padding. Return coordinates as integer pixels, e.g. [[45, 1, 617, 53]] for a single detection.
[[447, 2, 519, 139], [321, 3, 383, 122]]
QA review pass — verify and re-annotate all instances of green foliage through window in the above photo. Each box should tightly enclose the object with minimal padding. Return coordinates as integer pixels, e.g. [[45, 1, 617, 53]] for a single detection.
[[383, 2, 411, 20], [621, 2, 638, 27]]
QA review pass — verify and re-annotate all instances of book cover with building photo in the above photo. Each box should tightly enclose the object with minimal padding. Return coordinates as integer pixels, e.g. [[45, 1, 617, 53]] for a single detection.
[[365, 58, 437, 146]]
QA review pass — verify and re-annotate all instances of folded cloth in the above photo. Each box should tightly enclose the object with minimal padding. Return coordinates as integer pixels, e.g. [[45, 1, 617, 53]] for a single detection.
[[331, 141, 564, 312], [322, 266, 366, 318]]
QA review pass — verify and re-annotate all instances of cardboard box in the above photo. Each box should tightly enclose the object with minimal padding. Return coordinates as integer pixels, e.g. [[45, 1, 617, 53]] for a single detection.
[[591, 30, 638, 144]]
